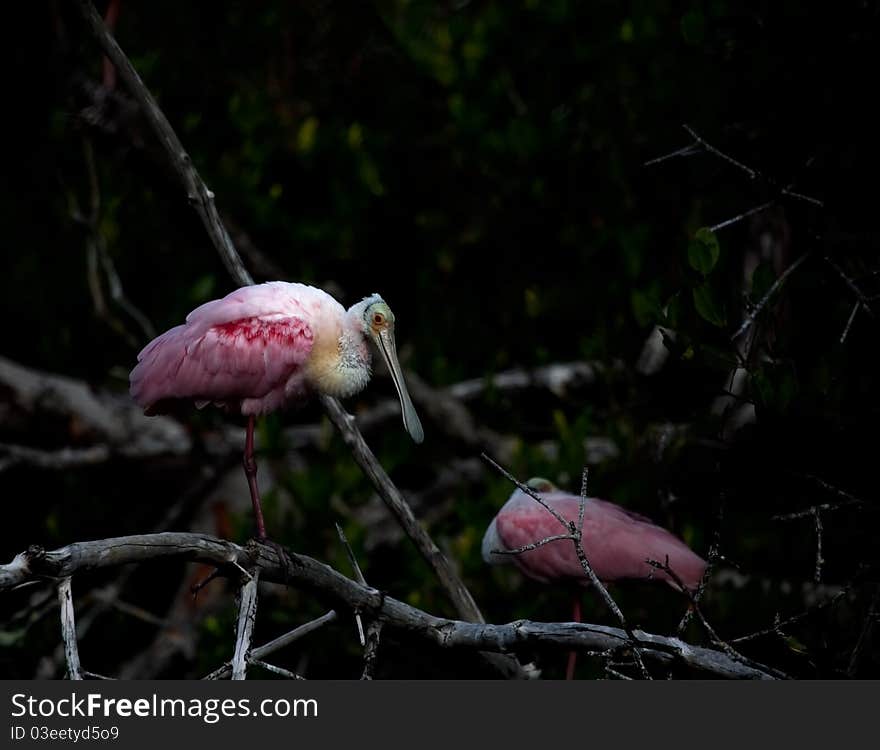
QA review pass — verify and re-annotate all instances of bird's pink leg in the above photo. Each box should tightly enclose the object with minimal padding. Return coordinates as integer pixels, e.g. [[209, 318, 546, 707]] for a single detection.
[[565, 594, 582, 680], [243, 415, 267, 539]]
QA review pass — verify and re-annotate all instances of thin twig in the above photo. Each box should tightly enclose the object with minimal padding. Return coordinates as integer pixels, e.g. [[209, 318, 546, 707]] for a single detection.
[[491, 533, 575, 555], [643, 142, 702, 166], [205, 610, 337, 680], [604, 665, 634, 680], [710, 200, 775, 232], [812, 508, 824, 583], [335, 523, 367, 646], [772, 498, 863, 520], [847, 588, 879, 677], [647, 558, 788, 679], [248, 658, 305, 680], [840, 302, 861, 344], [682, 124, 758, 179], [731, 252, 811, 341], [677, 504, 722, 637], [824, 256, 877, 319], [731, 588, 850, 645], [58, 578, 83, 680], [680, 128, 824, 207]]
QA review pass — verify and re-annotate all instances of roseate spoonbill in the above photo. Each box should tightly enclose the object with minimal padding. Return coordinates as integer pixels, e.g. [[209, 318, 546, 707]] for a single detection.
[[482, 478, 706, 678], [130, 281, 424, 538]]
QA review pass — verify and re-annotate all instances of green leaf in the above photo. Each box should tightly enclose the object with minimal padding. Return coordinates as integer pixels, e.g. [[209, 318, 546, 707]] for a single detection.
[[688, 227, 720, 276], [631, 287, 661, 327], [750, 260, 777, 301], [692, 283, 726, 326]]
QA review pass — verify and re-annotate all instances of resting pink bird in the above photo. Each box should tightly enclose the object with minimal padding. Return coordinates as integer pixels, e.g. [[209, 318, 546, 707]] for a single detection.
[[130, 281, 424, 538], [482, 478, 706, 677]]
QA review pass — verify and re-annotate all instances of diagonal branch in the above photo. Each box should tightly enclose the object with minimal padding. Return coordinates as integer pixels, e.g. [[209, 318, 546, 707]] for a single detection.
[[322, 397, 486, 626]]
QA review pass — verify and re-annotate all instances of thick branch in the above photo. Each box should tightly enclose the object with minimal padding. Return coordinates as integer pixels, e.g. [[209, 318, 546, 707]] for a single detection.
[[0, 533, 776, 679]]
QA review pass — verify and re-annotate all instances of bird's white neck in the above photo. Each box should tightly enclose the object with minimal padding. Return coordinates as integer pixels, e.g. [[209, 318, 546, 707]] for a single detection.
[[304, 314, 372, 399]]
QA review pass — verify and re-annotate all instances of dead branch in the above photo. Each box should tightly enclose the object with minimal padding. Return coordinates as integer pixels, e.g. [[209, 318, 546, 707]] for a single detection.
[[731, 252, 812, 341], [824, 256, 877, 319], [646, 558, 787, 679], [0, 355, 191, 463], [321, 396, 484, 626], [446, 361, 610, 401], [205, 610, 337, 680], [57, 578, 83, 680], [0, 533, 777, 679], [230, 571, 259, 680]]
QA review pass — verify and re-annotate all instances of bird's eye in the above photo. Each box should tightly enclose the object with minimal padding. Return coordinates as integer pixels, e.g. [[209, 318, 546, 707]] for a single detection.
[[373, 312, 385, 326]]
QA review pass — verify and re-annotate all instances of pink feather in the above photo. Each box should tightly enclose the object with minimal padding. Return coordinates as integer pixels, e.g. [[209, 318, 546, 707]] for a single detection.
[[130, 282, 334, 416], [484, 488, 707, 591]]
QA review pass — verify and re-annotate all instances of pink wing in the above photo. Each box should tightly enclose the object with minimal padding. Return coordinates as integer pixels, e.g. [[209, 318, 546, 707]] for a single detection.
[[495, 492, 706, 590], [130, 287, 316, 416]]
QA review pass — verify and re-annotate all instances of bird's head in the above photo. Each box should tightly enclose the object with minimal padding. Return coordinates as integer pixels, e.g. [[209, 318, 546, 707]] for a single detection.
[[525, 477, 558, 493], [348, 294, 424, 444]]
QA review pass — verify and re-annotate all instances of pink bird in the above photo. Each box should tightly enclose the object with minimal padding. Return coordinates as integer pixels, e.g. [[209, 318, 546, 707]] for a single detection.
[[482, 477, 706, 678], [130, 281, 424, 538]]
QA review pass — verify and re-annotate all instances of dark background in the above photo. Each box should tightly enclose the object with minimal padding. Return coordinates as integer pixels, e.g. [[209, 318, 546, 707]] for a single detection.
[[1, 0, 878, 679]]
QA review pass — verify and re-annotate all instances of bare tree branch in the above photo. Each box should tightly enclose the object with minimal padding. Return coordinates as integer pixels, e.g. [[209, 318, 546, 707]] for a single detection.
[[336, 523, 368, 646], [840, 301, 861, 344], [731, 252, 812, 341], [58, 578, 83, 680], [361, 620, 383, 680], [0, 533, 777, 679], [824, 256, 877, 320], [812, 508, 825, 583], [646, 558, 788, 679], [205, 610, 337, 680], [248, 658, 303, 680], [446, 361, 610, 401], [321, 397, 484, 625], [230, 571, 259, 680], [731, 588, 850, 646]]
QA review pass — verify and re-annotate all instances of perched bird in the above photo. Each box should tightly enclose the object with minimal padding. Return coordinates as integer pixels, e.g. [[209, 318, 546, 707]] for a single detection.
[[130, 281, 424, 538], [483, 478, 706, 677]]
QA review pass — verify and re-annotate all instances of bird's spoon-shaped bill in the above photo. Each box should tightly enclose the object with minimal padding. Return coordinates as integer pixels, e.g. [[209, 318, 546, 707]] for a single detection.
[[372, 326, 424, 444]]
